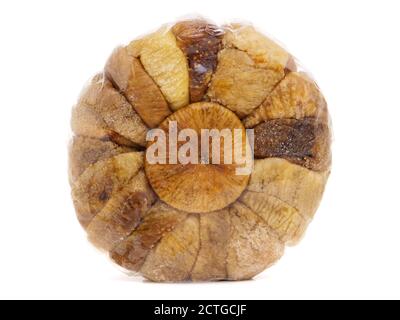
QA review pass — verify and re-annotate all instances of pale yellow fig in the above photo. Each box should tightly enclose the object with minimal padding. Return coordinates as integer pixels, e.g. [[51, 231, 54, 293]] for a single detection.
[[207, 49, 284, 117], [239, 158, 329, 244], [240, 192, 307, 244], [247, 158, 330, 220], [223, 24, 291, 71], [128, 27, 189, 110]]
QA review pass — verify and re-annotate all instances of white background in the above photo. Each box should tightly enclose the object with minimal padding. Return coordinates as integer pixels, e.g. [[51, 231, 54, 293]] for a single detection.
[[0, 0, 399, 300]]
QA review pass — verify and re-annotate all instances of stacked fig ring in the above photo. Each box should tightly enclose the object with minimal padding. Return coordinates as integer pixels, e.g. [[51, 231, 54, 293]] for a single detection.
[[69, 19, 331, 282]]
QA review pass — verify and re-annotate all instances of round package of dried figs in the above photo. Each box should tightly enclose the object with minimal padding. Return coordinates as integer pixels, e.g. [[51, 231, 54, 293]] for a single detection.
[[69, 18, 331, 282]]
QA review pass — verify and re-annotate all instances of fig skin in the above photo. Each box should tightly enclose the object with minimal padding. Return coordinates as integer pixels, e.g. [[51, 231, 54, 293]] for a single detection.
[[172, 20, 223, 103], [253, 118, 331, 171]]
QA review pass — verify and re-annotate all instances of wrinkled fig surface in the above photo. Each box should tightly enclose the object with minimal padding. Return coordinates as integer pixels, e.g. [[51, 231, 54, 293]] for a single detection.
[[253, 118, 331, 171], [69, 19, 331, 282], [172, 20, 223, 102], [105, 47, 171, 128], [145, 102, 251, 213], [207, 48, 284, 118], [73, 74, 148, 147], [128, 27, 189, 110]]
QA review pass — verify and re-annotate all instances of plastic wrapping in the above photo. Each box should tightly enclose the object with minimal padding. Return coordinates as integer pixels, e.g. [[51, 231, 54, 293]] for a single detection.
[[69, 18, 331, 282]]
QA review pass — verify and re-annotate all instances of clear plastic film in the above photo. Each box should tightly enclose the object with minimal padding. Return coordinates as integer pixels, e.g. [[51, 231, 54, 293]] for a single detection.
[[69, 17, 331, 282]]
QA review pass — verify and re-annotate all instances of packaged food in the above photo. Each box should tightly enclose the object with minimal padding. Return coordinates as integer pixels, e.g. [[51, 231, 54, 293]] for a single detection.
[[69, 18, 331, 282]]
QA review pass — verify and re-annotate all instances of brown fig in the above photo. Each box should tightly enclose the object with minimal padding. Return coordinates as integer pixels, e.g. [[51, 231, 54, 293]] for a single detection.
[[105, 47, 171, 128], [73, 74, 148, 147], [172, 20, 223, 102]]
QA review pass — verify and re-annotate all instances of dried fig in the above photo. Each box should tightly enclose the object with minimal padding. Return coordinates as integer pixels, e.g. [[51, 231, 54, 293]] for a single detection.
[[223, 23, 291, 71], [68, 136, 132, 183], [191, 210, 230, 281], [207, 48, 284, 118], [140, 215, 200, 282], [73, 74, 148, 147], [86, 171, 156, 251], [71, 101, 135, 147], [246, 158, 330, 220], [71, 152, 144, 228], [243, 72, 327, 128], [253, 118, 331, 171], [105, 47, 171, 128], [226, 202, 284, 280], [128, 27, 189, 110], [172, 20, 223, 102], [110, 202, 188, 272], [240, 193, 307, 244], [239, 158, 330, 245], [145, 102, 251, 213]]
